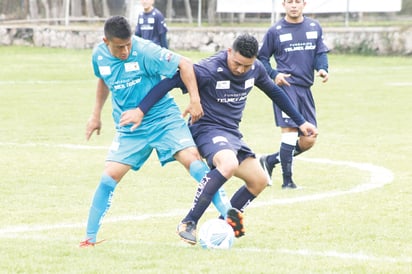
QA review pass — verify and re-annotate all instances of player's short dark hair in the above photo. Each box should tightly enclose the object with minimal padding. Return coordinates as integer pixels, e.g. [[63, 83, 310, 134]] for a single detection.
[[232, 33, 259, 58], [104, 15, 132, 41]]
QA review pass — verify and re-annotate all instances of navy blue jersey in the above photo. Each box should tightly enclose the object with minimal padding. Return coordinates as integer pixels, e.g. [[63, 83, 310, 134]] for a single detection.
[[190, 51, 305, 134], [258, 17, 329, 87], [135, 8, 168, 47], [138, 50, 306, 137]]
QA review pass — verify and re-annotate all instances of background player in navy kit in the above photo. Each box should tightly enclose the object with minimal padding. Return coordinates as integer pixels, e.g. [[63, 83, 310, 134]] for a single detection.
[[120, 34, 318, 244], [257, 0, 329, 189], [135, 0, 168, 48]]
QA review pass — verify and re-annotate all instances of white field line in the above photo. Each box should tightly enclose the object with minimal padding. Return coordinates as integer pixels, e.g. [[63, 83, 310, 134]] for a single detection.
[[263, 248, 411, 264], [0, 80, 94, 85], [0, 142, 394, 234], [251, 157, 393, 207], [0, 142, 108, 150], [386, 82, 412, 86], [0, 142, 402, 263]]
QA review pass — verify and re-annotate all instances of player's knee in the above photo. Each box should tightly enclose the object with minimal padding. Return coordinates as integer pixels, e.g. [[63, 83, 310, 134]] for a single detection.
[[175, 147, 202, 169], [216, 161, 238, 178], [299, 136, 317, 151]]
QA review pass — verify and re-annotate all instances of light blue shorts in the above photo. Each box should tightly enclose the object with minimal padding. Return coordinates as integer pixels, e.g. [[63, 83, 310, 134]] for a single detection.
[[106, 115, 196, 171]]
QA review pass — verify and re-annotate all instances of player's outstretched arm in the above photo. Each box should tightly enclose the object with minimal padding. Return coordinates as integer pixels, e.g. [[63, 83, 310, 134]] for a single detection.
[[119, 73, 182, 131], [86, 79, 109, 140], [178, 57, 203, 124]]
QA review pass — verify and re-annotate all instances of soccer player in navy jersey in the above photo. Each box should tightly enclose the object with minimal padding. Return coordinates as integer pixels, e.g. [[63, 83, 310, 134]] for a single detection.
[[120, 34, 318, 245], [257, 0, 329, 189], [135, 0, 168, 48], [79, 16, 231, 247]]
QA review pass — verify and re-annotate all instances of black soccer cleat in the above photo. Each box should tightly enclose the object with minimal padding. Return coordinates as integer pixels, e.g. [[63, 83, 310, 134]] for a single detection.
[[177, 221, 197, 245], [282, 180, 297, 189], [259, 154, 274, 186]]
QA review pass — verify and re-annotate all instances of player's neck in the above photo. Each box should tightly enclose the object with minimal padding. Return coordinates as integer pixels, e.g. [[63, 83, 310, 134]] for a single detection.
[[285, 15, 304, 24], [144, 6, 154, 13]]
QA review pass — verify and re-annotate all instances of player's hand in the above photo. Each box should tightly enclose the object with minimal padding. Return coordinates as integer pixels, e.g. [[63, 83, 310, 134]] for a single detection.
[[317, 69, 329, 83], [299, 122, 318, 137], [119, 108, 144, 132], [85, 116, 102, 141], [182, 100, 204, 124], [274, 73, 291, 86]]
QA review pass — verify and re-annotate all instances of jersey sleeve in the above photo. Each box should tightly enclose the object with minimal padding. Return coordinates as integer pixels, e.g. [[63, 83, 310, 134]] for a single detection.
[[91, 47, 102, 78], [138, 72, 183, 114], [258, 28, 278, 79], [316, 24, 329, 55], [134, 14, 142, 36], [142, 42, 181, 78]]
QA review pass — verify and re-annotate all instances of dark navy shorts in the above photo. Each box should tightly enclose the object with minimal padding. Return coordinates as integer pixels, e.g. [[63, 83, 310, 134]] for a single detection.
[[274, 84, 317, 128], [192, 127, 255, 169]]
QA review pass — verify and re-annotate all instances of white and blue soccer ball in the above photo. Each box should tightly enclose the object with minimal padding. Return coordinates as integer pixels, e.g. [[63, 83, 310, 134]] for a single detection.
[[198, 218, 235, 249]]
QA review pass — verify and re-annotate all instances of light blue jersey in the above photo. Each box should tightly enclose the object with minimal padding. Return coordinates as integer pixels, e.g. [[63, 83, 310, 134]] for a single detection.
[[92, 36, 195, 169], [92, 35, 180, 133]]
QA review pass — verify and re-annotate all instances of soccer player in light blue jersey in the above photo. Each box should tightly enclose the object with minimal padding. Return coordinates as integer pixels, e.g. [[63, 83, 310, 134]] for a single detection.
[[258, 0, 329, 189], [120, 34, 318, 245], [79, 16, 230, 247]]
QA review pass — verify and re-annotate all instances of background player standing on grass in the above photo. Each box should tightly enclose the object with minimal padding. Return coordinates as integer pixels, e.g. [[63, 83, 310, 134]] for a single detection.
[[120, 34, 318, 245], [257, 0, 329, 189], [79, 15, 231, 247], [135, 0, 168, 48]]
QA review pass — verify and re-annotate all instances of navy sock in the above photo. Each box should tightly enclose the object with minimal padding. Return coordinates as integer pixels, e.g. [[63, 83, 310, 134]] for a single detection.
[[280, 142, 295, 183], [230, 185, 256, 213], [189, 160, 231, 218], [267, 152, 280, 167], [267, 140, 302, 167], [183, 169, 227, 224]]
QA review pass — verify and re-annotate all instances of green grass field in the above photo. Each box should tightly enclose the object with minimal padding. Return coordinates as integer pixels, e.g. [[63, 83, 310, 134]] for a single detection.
[[0, 46, 411, 273]]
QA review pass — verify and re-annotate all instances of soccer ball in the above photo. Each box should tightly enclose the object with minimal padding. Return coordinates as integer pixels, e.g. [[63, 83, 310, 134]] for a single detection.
[[198, 218, 235, 249]]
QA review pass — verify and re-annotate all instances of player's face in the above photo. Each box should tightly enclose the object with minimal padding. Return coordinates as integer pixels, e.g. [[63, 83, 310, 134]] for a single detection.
[[227, 48, 255, 76], [104, 37, 132, 60], [283, 0, 306, 22], [141, 0, 154, 11]]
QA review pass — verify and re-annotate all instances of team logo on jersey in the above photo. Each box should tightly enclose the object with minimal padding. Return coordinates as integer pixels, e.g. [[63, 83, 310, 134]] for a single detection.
[[148, 17, 155, 24], [124, 62, 140, 72], [279, 33, 292, 42], [306, 31, 318, 39], [216, 80, 230, 89], [160, 50, 173, 62], [98, 66, 111, 76], [245, 78, 255, 89]]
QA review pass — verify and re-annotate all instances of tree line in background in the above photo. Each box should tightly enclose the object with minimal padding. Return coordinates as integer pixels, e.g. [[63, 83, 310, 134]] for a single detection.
[[0, 0, 219, 24], [0, 0, 411, 24], [0, 0, 126, 21]]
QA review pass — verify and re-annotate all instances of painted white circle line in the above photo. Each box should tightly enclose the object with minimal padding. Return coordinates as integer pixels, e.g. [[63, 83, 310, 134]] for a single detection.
[[0, 156, 394, 235], [251, 157, 394, 207]]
